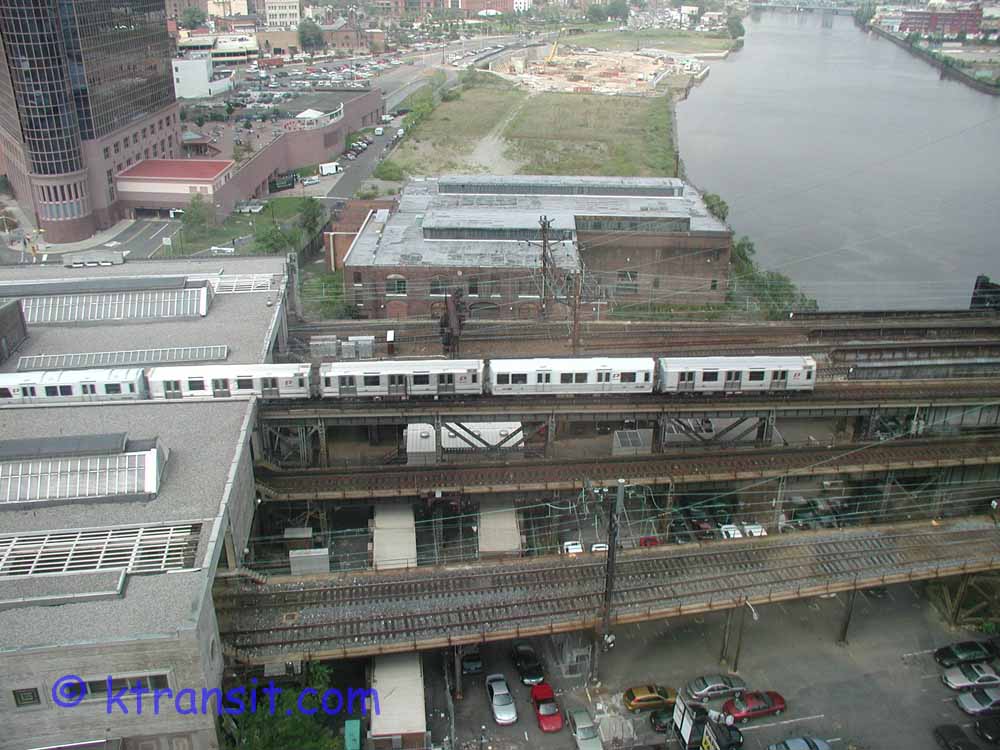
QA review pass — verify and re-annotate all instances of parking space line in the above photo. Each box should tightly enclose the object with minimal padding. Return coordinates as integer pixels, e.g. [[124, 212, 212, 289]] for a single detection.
[[741, 713, 825, 731], [902, 649, 935, 657]]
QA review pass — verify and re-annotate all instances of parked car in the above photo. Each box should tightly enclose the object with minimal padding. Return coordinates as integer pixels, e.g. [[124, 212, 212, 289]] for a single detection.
[[530, 683, 563, 732], [461, 649, 483, 675], [935, 724, 984, 750], [713, 724, 746, 748], [562, 541, 584, 555], [511, 641, 544, 685], [567, 709, 602, 750], [976, 716, 1000, 744], [684, 674, 747, 702], [935, 639, 1000, 668], [944, 662, 1000, 691], [957, 687, 1000, 716], [591, 543, 609, 553], [650, 709, 672, 733], [766, 740, 831, 750], [638, 536, 661, 548], [622, 685, 677, 713], [720, 524, 743, 540], [722, 691, 786, 723], [301, 176, 320, 186], [486, 674, 517, 725]]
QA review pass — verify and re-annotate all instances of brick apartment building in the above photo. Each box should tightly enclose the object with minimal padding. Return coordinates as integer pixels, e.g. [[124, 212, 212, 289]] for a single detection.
[[342, 175, 733, 321], [900, 2, 982, 34]]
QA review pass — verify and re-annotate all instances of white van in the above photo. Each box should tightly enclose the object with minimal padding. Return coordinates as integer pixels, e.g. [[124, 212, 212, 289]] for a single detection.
[[374, 127, 384, 136]]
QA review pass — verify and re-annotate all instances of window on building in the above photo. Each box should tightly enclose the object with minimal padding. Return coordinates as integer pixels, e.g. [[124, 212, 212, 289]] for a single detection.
[[497, 373, 510, 385], [103, 146, 110, 159], [482, 279, 499, 297], [104, 383, 122, 394], [386, 276, 406, 295], [616, 270, 638, 295], [13, 688, 40, 708], [152, 144, 158, 156], [467, 277, 479, 296], [652, 277, 660, 289], [84, 674, 168, 700], [363, 375, 380, 387], [132, 133, 138, 145], [710, 279, 718, 291], [517, 277, 538, 297], [187, 378, 206, 390], [430, 277, 448, 295], [141, 127, 147, 138], [113, 142, 120, 154], [126, 158, 132, 167], [353, 271, 362, 286], [144, 148, 150, 159], [106, 169, 113, 185]]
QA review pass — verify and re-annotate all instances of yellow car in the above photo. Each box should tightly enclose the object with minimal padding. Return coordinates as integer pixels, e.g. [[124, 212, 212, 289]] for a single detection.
[[622, 685, 677, 713]]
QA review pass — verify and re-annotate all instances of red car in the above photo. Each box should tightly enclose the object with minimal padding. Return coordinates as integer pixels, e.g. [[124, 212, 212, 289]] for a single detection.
[[722, 690, 786, 723], [530, 683, 563, 732]]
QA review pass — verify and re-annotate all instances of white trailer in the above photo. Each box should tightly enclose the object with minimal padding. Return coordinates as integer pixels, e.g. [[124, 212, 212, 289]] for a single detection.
[[319, 161, 342, 175]]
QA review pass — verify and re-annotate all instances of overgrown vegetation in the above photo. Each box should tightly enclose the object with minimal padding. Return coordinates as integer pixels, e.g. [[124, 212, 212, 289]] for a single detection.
[[301, 269, 347, 319], [373, 161, 404, 181], [565, 29, 734, 54]]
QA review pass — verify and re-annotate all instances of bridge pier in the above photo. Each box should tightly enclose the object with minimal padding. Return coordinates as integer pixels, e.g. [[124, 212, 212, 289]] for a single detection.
[[718, 608, 734, 667], [837, 589, 857, 645], [950, 573, 973, 626], [317, 419, 329, 467], [729, 601, 749, 674], [453, 647, 463, 700]]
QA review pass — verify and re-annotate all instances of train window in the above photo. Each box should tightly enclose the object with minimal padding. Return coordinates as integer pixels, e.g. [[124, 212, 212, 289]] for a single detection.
[[261, 378, 278, 389], [748, 371, 765, 382], [574, 373, 587, 383], [413, 374, 430, 386], [339, 376, 356, 387], [363, 375, 380, 387], [537, 373, 551, 384], [702, 371, 719, 382], [60, 386, 72, 396], [679, 372, 695, 383], [725, 371, 741, 382], [597, 372, 610, 383], [323, 377, 332, 387], [497, 374, 510, 385], [129, 384, 135, 392], [23, 386, 35, 396], [560, 373, 573, 384], [0, 388, 11, 398], [807, 370, 813, 380], [105, 383, 122, 394], [163, 380, 181, 393], [439, 374, 455, 385], [621, 372, 636, 383], [188, 378, 206, 391], [44, 386, 58, 396], [81, 384, 96, 394], [212, 379, 229, 391], [511, 373, 527, 385], [297, 377, 306, 388], [471, 373, 478, 383], [236, 378, 254, 390], [645, 372, 651, 382], [773, 370, 788, 381]]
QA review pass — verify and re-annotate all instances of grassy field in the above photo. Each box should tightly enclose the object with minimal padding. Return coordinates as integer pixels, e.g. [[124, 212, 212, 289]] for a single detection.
[[502, 93, 676, 177], [389, 73, 526, 176], [567, 29, 733, 54], [167, 196, 315, 256]]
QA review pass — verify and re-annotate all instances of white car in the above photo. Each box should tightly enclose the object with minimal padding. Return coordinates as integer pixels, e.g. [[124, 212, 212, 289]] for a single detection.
[[742, 524, 767, 537], [720, 524, 743, 540], [486, 674, 517, 725], [562, 541, 583, 555], [301, 176, 320, 186], [944, 662, 1000, 691]]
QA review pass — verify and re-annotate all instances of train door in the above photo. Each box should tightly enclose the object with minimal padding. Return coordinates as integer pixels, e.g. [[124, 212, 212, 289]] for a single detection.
[[596, 370, 612, 391], [438, 373, 455, 394], [339, 375, 357, 396], [260, 377, 279, 398], [80, 383, 98, 401], [724, 370, 742, 392], [163, 379, 183, 399], [770, 370, 788, 391], [388, 374, 407, 397], [212, 378, 232, 397], [536, 371, 552, 393], [678, 371, 696, 391]]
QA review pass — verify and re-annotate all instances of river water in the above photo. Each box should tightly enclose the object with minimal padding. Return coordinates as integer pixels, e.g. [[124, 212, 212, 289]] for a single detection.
[[676, 11, 1000, 310]]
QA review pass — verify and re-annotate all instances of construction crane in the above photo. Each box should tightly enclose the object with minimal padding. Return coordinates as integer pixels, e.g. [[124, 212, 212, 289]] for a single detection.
[[545, 29, 563, 64]]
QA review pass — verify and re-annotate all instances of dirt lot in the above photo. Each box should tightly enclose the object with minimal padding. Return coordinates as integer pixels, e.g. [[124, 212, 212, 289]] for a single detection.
[[566, 29, 735, 54]]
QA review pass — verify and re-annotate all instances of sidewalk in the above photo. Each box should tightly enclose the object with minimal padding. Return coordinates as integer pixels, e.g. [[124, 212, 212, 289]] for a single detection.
[[0, 195, 137, 255]]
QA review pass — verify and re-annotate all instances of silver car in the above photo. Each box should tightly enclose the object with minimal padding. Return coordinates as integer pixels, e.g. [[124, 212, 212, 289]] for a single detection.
[[486, 674, 517, 725], [767, 739, 832, 750], [567, 709, 602, 750], [684, 674, 747, 702], [957, 687, 1000, 715], [943, 662, 1000, 691]]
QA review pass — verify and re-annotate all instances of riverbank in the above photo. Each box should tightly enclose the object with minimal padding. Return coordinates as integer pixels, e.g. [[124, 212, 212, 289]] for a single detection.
[[870, 26, 1000, 97]]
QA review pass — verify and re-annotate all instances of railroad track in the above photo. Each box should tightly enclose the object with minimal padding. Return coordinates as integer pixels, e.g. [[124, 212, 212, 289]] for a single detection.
[[255, 437, 1000, 499], [217, 519, 1000, 661]]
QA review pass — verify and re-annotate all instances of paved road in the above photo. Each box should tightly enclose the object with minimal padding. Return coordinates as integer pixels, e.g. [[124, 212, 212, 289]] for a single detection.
[[98, 219, 182, 259]]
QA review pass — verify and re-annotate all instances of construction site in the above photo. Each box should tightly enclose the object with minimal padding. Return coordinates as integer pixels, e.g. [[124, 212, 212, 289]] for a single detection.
[[483, 36, 708, 95]]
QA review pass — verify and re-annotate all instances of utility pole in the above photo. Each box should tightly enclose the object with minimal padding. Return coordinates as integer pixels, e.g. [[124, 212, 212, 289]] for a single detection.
[[538, 215, 552, 316], [591, 478, 625, 684], [571, 270, 582, 355]]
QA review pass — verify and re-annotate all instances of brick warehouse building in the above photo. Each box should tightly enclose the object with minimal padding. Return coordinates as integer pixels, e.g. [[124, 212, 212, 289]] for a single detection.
[[341, 175, 732, 321]]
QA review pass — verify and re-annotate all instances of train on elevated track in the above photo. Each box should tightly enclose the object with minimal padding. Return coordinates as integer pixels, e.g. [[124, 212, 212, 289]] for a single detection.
[[0, 355, 816, 406]]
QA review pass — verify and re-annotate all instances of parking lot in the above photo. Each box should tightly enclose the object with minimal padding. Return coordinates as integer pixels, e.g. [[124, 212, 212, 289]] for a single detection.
[[443, 582, 986, 750]]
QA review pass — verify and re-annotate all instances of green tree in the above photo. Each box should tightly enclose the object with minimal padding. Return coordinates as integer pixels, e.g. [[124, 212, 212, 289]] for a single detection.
[[179, 6, 207, 29], [726, 15, 745, 39], [703, 192, 729, 222], [182, 194, 211, 233], [225, 102, 235, 117], [298, 19, 325, 51], [298, 197, 325, 236], [586, 4, 607, 23], [255, 224, 302, 253], [227, 664, 337, 750], [373, 160, 404, 182], [606, 0, 629, 19], [232, 142, 254, 162]]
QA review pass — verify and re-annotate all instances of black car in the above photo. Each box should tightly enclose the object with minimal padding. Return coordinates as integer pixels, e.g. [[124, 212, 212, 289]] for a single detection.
[[650, 709, 672, 733], [511, 641, 544, 685], [461, 649, 483, 675], [977, 716, 1000, 744], [935, 724, 982, 750], [713, 724, 745, 748], [935, 639, 1000, 668]]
